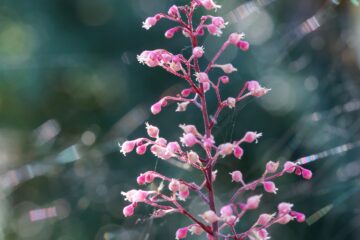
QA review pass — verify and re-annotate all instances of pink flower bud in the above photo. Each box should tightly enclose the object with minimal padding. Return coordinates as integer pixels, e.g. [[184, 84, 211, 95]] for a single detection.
[[263, 181, 278, 194], [257, 229, 270, 240], [181, 88, 193, 97], [187, 151, 200, 164], [247, 80, 271, 97], [136, 144, 147, 155], [180, 133, 198, 147], [211, 16, 225, 27], [243, 131, 262, 143], [168, 5, 180, 18], [246, 195, 262, 210], [228, 32, 244, 45], [120, 140, 136, 155], [165, 27, 180, 39], [137, 174, 146, 185], [284, 161, 296, 173], [207, 24, 222, 36], [290, 211, 306, 223], [178, 188, 189, 201], [189, 224, 204, 235], [295, 168, 302, 175], [266, 161, 279, 173], [133, 190, 149, 202], [233, 146, 244, 159], [256, 213, 274, 226], [202, 82, 210, 92], [144, 172, 155, 183], [145, 122, 159, 138], [155, 137, 167, 146], [175, 227, 188, 239], [277, 214, 294, 224], [199, 210, 220, 224], [142, 17, 158, 30], [213, 64, 237, 74], [123, 204, 135, 217], [219, 75, 229, 84], [278, 202, 293, 214], [226, 97, 236, 109], [247, 80, 261, 92], [166, 141, 181, 154], [218, 143, 234, 157], [200, 0, 222, 10], [225, 215, 237, 225], [301, 168, 312, 180], [220, 205, 233, 218], [193, 46, 205, 58], [179, 124, 199, 135], [168, 179, 180, 192], [195, 72, 210, 83], [237, 40, 250, 51], [151, 101, 162, 115], [230, 170, 243, 183]]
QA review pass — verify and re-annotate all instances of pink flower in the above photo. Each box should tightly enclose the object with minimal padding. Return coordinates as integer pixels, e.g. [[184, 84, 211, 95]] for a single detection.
[[247, 80, 271, 97], [263, 181, 278, 194], [207, 24, 223, 36], [168, 179, 180, 192], [213, 64, 237, 74], [175, 227, 188, 239], [301, 168, 313, 180], [166, 141, 181, 154], [178, 188, 190, 201], [199, 210, 220, 224], [277, 214, 294, 224], [246, 195, 262, 210], [228, 32, 245, 45], [136, 144, 147, 155], [243, 131, 262, 143], [181, 88, 193, 97], [230, 170, 244, 183], [187, 151, 200, 164], [165, 27, 180, 39], [151, 101, 162, 115], [219, 75, 229, 84], [226, 97, 236, 109], [237, 40, 250, 51], [233, 146, 244, 159], [120, 140, 136, 155], [283, 161, 296, 173], [180, 133, 198, 147], [218, 143, 234, 157], [142, 17, 158, 30], [199, 0, 221, 10], [220, 205, 233, 218], [189, 224, 204, 235], [256, 213, 274, 226], [123, 204, 135, 217], [193, 46, 205, 58], [266, 161, 279, 173], [290, 211, 306, 223], [145, 122, 159, 138], [278, 202, 294, 214], [179, 124, 200, 135], [137, 174, 146, 185], [168, 5, 180, 18], [195, 72, 210, 83], [176, 102, 190, 112]]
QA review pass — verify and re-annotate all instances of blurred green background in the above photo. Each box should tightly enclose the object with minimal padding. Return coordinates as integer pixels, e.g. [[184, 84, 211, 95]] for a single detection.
[[1, 0, 360, 239]]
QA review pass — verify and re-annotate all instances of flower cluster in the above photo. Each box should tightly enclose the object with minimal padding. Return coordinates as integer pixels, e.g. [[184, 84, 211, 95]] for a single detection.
[[121, 1, 312, 239]]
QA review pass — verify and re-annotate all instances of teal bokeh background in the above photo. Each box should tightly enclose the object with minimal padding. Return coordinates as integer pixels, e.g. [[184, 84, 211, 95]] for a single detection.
[[1, 0, 360, 239]]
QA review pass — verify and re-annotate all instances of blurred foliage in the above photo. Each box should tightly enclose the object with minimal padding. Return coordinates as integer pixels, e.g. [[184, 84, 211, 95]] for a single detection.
[[0, 0, 360, 239]]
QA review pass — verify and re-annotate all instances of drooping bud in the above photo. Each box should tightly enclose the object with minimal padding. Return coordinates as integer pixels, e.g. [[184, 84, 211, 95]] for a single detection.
[[228, 32, 245, 45], [195, 72, 210, 83], [213, 64, 238, 74], [278, 202, 294, 214], [283, 161, 296, 173], [301, 168, 313, 180], [123, 203, 135, 217], [237, 40, 250, 51], [142, 17, 158, 30], [168, 179, 180, 192], [151, 101, 162, 115], [199, 0, 222, 10], [256, 213, 275, 226], [219, 75, 229, 84], [218, 143, 234, 157], [189, 224, 204, 235], [145, 122, 159, 138], [220, 205, 233, 218], [180, 133, 198, 147], [168, 5, 180, 18], [120, 140, 136, 155]]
